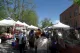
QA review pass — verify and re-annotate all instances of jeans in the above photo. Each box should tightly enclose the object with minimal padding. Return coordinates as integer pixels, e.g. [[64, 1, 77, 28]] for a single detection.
[[19, 44, 25, 53]]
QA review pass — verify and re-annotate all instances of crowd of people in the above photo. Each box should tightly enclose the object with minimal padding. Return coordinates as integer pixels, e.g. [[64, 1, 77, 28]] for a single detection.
[[12, 28, 80, 53]]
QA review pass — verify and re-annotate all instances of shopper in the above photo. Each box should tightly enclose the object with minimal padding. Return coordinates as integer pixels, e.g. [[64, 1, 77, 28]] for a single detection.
[[34, 32, 49, 53]]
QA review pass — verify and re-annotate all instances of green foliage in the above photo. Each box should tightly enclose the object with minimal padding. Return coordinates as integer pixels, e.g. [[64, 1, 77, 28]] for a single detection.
[[0, 0, 14, 19], [41, 18, 53, 28], [12, 0, 38, 26], [22, 9, 38, 26], [73, 0, 80, 5], [0, 0, 8, 20], [0, 10, 7, 20], [0, 0, 38, 26]]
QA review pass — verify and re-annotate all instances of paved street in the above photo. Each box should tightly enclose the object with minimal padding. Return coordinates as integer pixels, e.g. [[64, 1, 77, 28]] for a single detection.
[[0, 39, 19, 53], [0, 39, 36, 53], [1, 39, 80, 53]]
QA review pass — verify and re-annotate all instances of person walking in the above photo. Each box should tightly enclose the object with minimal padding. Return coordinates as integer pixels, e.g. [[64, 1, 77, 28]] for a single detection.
[[34, 32, 49, 53], [35, 29, 42, 39], [49, 30, 58, 53], [29, 30, 35, 49], [18, 30, 26, 53], [22, 30, 27, 52]]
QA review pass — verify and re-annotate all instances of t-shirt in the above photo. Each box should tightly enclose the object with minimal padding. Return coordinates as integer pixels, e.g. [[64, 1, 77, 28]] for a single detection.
[[19, 33, 23, 44]]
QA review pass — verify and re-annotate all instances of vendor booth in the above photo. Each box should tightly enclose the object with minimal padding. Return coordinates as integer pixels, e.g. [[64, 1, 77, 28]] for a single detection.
[[0, 17, 16, 42], [15, 21, 25, 30], [28, 25, 38, 30], [0, 17, 16, 26], [52, 22, 70, 29], [23, 22, 29, 27], [14, 21, 27, 35]]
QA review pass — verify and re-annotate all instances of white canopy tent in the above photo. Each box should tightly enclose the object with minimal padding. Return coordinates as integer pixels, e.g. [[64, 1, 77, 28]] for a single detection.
[[15, 21, 26, 30], [0, 21, 10, 26], [15, 21, 24, 25], [48, 26, 53, 29], [43, 26, 52, 30], [0, 17, 16, 26], [28, 25, 38, 29], [22, 22, 29, 27], [52, 22, 70, 29]]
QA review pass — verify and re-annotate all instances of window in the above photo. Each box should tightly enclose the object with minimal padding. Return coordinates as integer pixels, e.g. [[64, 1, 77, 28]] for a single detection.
[[69, 12, 71, 18], [74, 8, 78, 16], [74, 21, 77, 28], [64, 16, 66, 20], [60, 16, 62, 21], [75, 21, 77, 27], [65, 21, 68, 25]]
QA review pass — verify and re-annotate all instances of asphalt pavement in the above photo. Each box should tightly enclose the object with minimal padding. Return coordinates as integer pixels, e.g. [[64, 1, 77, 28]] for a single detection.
[[0, 39, 36, 53], [0, 39, 19, 53], [2, 39, 80, 53]]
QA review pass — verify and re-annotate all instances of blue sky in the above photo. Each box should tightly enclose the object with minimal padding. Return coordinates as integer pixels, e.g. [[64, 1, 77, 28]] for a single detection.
[[34, 0, 73, 24]]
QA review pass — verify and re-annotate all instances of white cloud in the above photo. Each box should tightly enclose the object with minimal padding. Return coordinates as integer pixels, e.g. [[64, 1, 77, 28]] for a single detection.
[[53, 20, 60, 24]]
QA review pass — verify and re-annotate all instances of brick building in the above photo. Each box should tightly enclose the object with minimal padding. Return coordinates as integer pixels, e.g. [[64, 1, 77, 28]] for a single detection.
[[60, 4, 80, 28]]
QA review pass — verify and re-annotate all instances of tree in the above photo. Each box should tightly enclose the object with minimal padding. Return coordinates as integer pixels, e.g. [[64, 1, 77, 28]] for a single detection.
[[11, 0, 38, 26], [41, 18, 53, 28], [0, 0, 14, 20], [22, 9, 38, 26], [73, 0, 80, 5], [0, 0, 38, 26], [20, 0, 38, 26], [0, 0, 8, 20], [4, 0, 13, 17]]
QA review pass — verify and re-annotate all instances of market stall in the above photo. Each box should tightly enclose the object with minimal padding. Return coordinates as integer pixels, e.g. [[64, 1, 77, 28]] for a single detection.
[[13, 21, 29, 49], [15, 21, 26, 30], [52, 22, 70, 29], [28, 25, 38, 30], [0, 17, 16, 42], [23, 22, 29, 27], [0, 17, 16, 26], [51, 22, 71, 48]]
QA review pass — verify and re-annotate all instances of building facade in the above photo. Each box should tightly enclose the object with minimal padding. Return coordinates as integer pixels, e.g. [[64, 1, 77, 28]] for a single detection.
[[60, 4, 80, 28]]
